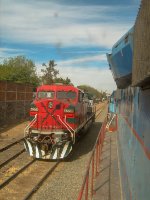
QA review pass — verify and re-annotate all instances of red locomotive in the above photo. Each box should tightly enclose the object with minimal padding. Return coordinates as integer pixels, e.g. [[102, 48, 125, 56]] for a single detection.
[[24, 84, 95, 159]]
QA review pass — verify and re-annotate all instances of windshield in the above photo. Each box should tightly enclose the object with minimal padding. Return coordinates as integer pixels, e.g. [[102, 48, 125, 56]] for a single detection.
[[38, 91, 55, 99], [57, 91, 76, 100]]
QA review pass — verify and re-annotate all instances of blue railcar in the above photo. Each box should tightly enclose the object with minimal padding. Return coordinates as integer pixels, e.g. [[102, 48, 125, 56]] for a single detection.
[[107, 2, 150, 198], [107, 27, 133, 89], [111, 86, 150, 200], [108, 91, 116, 113]]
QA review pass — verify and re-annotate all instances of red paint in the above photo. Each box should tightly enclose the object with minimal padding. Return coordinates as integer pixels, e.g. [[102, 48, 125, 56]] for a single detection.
[[108, 114, 118, 132], [91, 156, 95, 198], [77, 119, 107, 200], [31, 84, 82, 131], [85, 172, 89, 200]]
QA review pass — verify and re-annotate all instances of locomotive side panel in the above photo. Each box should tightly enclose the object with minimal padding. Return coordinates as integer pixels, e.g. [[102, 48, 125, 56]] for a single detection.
[[115, 87, 150, 199]]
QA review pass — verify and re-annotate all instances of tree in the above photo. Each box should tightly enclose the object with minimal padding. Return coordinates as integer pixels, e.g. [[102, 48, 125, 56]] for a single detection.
[[41, 60, 72, 85], [41, 60, 59, 84], [0, 56, 39, 86], [54, 77, 72, 85]]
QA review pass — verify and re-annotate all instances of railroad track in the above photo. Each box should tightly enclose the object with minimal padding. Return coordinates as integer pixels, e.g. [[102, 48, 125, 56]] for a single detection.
[[0, 107, 105, 169], [0, 104, 107, 199], [0, 148, 25, 169], [0, 103, 105, 153], [0, 140, 60, 197], [0, 137, 25, 169], [0, 137, 24, 152], [0, 158, 36, 189], [23, 161, 60, 200], [0, 132, 60, 199], [0, 157, 60, 199], [95, 105, 106, 118]]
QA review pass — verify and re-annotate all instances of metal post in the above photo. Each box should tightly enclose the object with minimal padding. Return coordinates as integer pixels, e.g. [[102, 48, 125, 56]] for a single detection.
[[77, 117, 107, 200], [102, 124, 104, 144], [91, 155, 94, 199], [85, 172, 89, 200], [97, 139, 100, 172], [96, 143, 98, 176], [99, 137, 101, 164], [116, 114, 118, 131]]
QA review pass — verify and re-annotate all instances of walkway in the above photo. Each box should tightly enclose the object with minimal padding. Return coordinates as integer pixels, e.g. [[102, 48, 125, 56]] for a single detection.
[[93, 131, 122, 200]]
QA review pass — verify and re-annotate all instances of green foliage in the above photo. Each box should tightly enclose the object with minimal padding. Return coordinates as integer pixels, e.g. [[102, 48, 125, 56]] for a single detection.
[[0, 57, 107, 98], [0, 57, 72, 86], [54, 77, 72, 85], [41, 60, 59, 84], [77, 85, 106, 101], [0, 56, 39, 86], [41, 60, 72, 85]]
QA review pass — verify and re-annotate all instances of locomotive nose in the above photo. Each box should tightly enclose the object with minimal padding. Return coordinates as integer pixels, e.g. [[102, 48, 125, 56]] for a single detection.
[[35, 100, 64, 130], [47, 100, 61, 110], [23, 139, 73, 159]]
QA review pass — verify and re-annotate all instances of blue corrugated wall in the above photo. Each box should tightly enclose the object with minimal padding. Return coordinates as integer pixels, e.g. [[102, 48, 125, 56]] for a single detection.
[[116, 87, 150, 200]]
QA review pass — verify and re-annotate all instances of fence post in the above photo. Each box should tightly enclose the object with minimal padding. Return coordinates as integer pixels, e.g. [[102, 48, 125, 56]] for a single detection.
[[91, 155, 95, 199], [95, 143, 98, 177], [99, 136, 101, 164], [85, 171, 89, 200], [77, 118, 107, 200]]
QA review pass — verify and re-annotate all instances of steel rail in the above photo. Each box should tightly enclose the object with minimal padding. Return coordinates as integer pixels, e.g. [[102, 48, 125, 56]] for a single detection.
[[95, 105, 106, 119], [0, 159, 36, 190], [23, 161, 60, 200], [0, 138, 24, 152], [0, 149, 25, 169], [96, 110, 102, 118], [95, 104, 106, 112], [0, 104, 105, 153], [22, 109, 99, 200], [96, 106, 102, 113]]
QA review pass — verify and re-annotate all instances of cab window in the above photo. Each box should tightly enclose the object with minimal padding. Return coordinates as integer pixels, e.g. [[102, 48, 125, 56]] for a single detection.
[[38, 91, 55, 99], [57, 91, 76, 99]]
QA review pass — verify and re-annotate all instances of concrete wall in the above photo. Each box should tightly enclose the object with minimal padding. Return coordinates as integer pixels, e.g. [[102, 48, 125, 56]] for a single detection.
[[0, 81, 34, 125], [132, 0, 150, 86]]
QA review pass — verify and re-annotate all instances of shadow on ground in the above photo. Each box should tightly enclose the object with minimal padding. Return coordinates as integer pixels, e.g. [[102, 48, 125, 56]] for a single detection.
[[65, 121, 102, 161]]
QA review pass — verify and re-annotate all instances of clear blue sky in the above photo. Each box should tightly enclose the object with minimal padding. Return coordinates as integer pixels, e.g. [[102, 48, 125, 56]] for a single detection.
[[0, 0, 140, 92]]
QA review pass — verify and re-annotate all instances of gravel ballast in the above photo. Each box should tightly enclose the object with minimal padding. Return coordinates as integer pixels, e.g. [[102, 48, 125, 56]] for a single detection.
[[31, 104, 108, 200]]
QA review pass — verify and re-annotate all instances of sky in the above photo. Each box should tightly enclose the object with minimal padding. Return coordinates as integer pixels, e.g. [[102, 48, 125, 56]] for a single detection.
[[0, 0, 140, 93]]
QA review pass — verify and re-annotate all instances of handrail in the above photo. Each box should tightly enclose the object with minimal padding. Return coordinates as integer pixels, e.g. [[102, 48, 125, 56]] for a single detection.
[[57, 115, 75, 143], [24, 114, 37, 137], [77, 118, 107, 200], [106, 113, 116, 129]]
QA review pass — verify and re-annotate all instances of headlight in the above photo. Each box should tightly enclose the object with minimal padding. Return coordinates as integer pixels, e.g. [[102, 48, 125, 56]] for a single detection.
[[30, 107, 38, 111], [30, 102, 38, 111]]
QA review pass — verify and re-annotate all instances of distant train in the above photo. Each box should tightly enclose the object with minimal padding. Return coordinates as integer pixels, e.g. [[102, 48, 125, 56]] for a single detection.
[[24, 84, 95, 159]]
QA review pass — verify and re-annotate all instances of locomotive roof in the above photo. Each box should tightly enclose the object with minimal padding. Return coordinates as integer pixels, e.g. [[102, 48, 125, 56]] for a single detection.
[[37, 84, 79, 92], [112, 26, 133, 52]]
